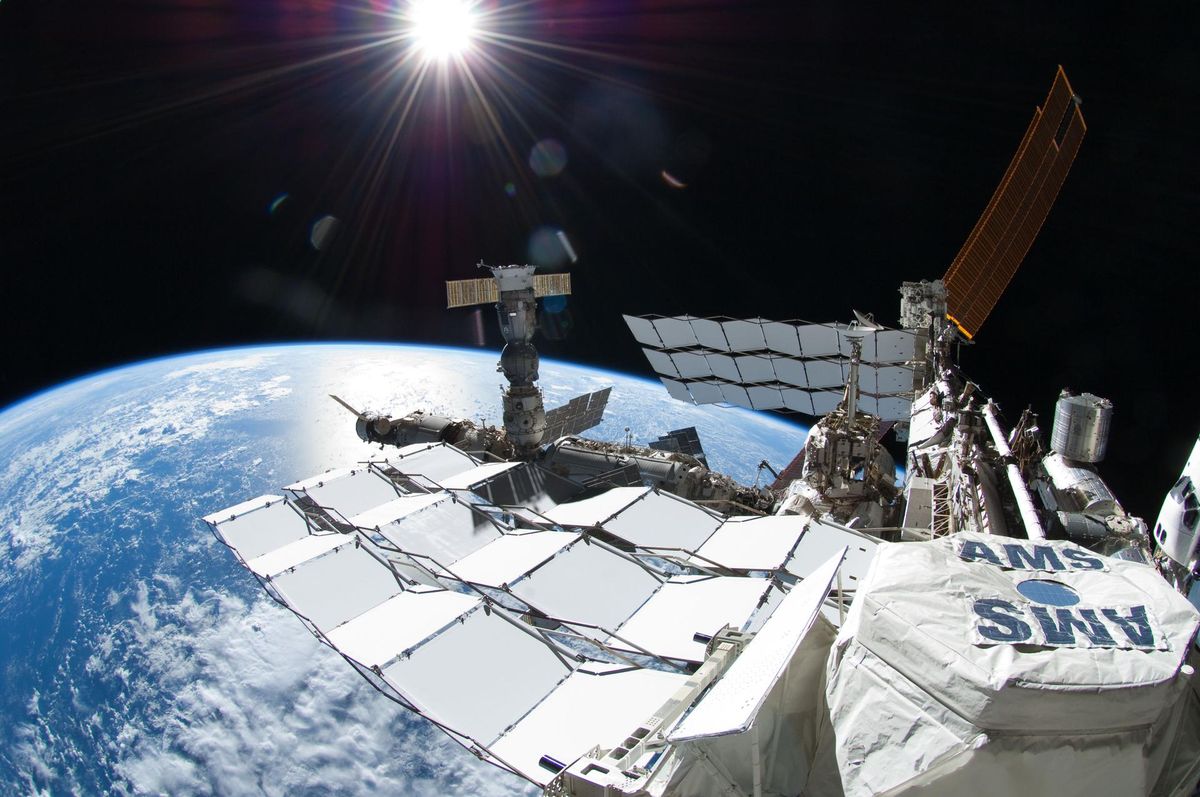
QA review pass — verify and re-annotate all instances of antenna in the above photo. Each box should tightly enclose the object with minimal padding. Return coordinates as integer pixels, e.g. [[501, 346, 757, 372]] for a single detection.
[[329, 394, 367, 420], [942, 66, 1087, 339]]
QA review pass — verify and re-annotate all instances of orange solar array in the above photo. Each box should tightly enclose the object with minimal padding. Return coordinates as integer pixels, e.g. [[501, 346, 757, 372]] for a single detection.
[[943, 66, 1087, 339]]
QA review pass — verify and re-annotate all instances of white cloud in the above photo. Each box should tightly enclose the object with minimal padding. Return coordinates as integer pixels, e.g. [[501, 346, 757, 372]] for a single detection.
[[103, 582, 536, 796]]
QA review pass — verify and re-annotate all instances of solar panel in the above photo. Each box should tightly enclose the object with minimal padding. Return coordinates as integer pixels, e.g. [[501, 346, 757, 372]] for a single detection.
[[446, 277, 498, 308], [325, 589, 480, 669], [784, 518, 880, 589], [206, 495, 311, 561], [445, 530, 578, 588], [648, 427, 708, 464], [668, 548, 846, 742], [447, 461, 583, 510], [543, 387, 612, 441], [269, 541, 406, 632], [609, 575, 776, 662], [721, 319, 767, 351], [943, 66, 1086, 339], [377, 443, 481, 483], [380, 605, 570, 744], [691, 514, 807, 571], [623, 315, 663, 348], [642, 348, 679, 378], [508, 539, 663, 628], [652, 317, 699, 349], [284, 468, 403, 521], [364, 492, 503, 569], [533, 272, 572, 299], [446, 273, 571, 309], [489, 664, 690, 786]]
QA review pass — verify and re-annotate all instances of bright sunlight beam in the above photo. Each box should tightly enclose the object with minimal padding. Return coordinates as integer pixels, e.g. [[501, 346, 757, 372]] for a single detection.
[[408, 0, 477, 62]]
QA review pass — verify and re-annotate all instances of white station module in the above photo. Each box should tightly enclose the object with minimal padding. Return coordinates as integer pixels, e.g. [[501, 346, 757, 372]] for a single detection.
[[825, 532, 1200, 797]]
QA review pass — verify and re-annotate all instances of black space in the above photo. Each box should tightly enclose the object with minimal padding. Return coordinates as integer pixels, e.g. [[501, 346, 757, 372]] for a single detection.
[[2, 1, 1197, 518]]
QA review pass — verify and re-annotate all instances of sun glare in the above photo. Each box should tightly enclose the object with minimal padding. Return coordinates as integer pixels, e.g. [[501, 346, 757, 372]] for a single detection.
[[408, 0, 477, 61]]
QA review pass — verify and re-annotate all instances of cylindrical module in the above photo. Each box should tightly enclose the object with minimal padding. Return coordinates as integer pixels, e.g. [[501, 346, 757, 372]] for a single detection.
[[503, 384, 546, 451], [1051, 390, 1112, 463]]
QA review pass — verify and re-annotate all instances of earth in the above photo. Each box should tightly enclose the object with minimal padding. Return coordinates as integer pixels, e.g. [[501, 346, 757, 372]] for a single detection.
[[0, 343, 808, 796]]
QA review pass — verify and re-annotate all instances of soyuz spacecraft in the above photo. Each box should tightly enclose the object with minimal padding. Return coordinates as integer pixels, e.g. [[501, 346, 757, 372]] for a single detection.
[[205, 68, 1200, 796]]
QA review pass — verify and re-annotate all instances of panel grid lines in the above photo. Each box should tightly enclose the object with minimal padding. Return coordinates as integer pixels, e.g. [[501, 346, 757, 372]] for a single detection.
[[623, 314, 916, 418]]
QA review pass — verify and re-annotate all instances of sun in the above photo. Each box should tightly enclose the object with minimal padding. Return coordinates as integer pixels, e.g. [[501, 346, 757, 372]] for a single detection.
[[407, 0, 477, 62]]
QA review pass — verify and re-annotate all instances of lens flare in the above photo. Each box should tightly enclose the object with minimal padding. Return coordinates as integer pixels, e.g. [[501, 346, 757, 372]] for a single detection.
[[408, 0, 476, 61]]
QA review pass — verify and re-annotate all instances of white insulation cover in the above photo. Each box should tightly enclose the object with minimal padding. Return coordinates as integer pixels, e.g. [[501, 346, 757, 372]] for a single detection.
[[826, 532, 1200, 797]]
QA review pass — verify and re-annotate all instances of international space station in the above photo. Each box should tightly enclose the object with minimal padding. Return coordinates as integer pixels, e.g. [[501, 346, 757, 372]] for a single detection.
[[204, 68, 1200, 795]]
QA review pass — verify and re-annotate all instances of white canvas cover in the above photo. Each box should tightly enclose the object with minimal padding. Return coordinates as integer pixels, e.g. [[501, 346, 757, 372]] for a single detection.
[[825, 532, 1200, 797]]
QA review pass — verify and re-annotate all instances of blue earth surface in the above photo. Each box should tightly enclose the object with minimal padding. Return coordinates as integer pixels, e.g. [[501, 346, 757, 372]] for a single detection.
[[0, 343, 808, 796]]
